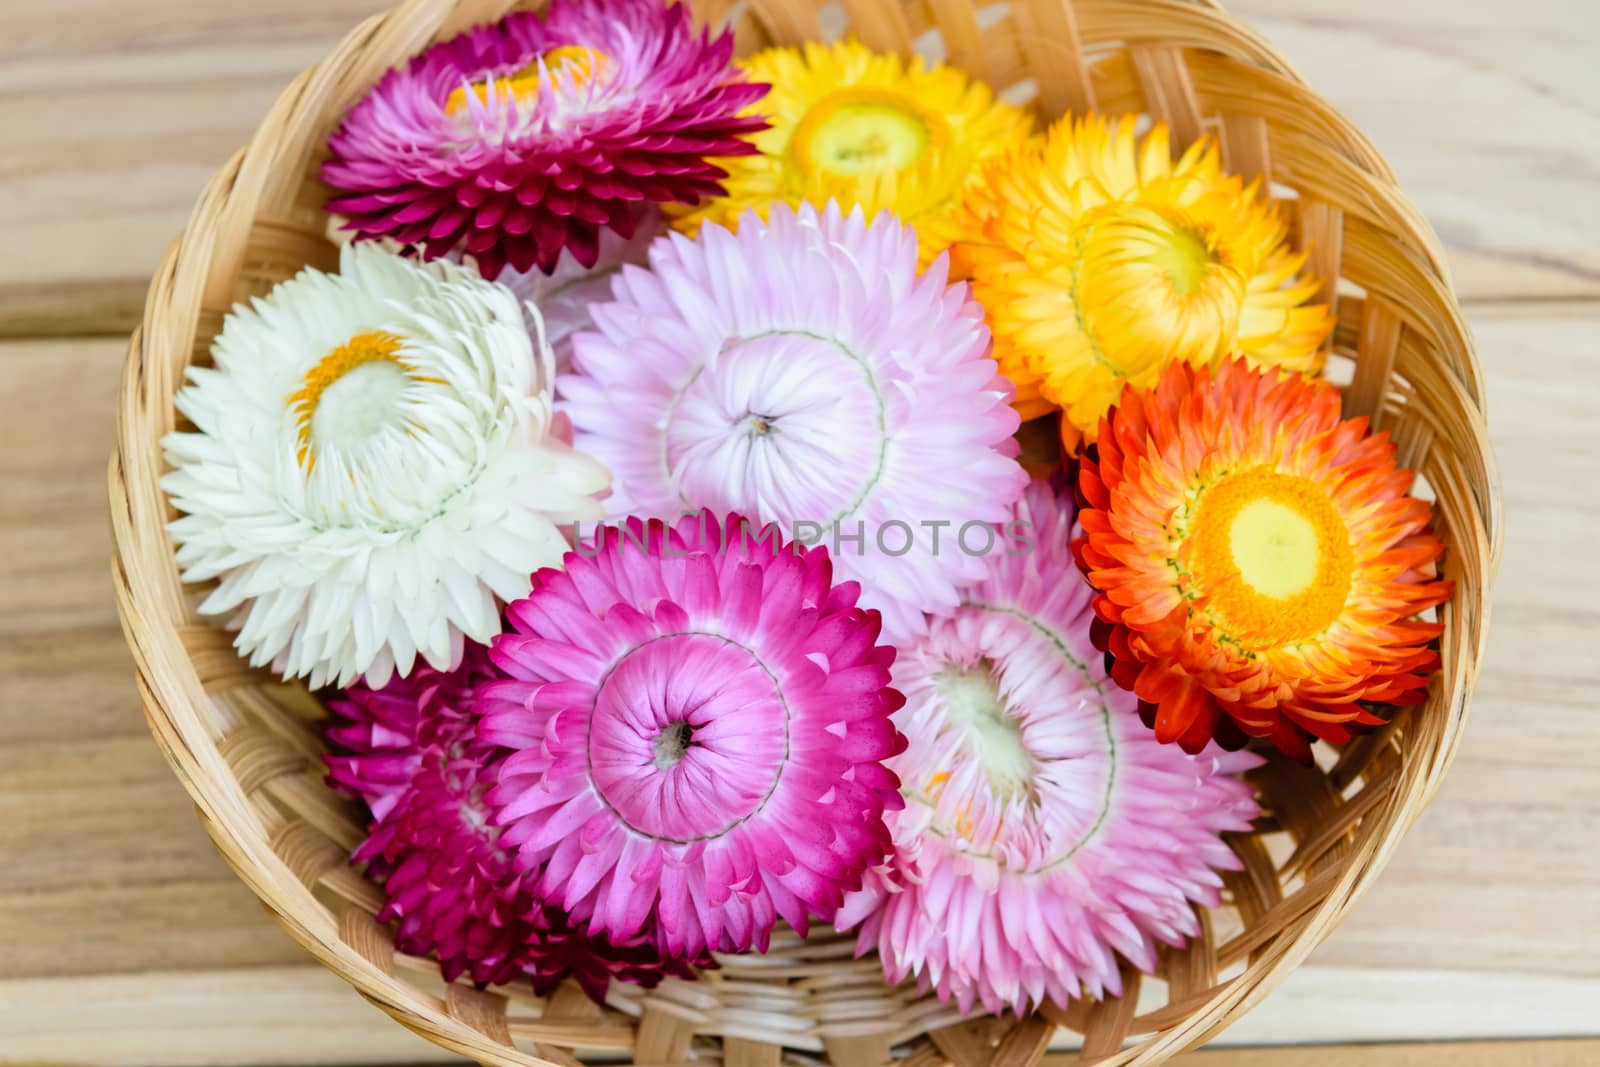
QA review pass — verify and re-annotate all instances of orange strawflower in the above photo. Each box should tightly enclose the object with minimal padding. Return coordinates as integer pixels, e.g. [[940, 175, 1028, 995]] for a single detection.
[[1071, 359, 1453, 761]]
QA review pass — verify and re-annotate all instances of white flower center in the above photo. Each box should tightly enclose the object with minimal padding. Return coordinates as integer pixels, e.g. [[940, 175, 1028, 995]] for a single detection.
[[663, 330, 888, 525], [897, 605, 1121, 872], [290, 331, 416, 469], [283, 328, 485, 533], [310, 359, 412, 451], [935, 659, 1035, 800]]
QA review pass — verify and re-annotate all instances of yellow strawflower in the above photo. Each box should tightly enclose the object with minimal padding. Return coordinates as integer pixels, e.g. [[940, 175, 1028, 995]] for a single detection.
[[959, 114, 1333, 435], [674, 39, 1035, 264]]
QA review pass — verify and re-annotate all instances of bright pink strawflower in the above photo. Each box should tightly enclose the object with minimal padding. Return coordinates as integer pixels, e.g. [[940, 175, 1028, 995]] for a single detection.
[[322, 0, 766, 277], [327, 648, 705, 996], [838, 481, 1262, 1016], [559, 203, 1027, 643], [480, 512, 906, 958]]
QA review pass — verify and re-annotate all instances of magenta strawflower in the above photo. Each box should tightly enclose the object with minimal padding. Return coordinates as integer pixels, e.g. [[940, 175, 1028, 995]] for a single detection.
[[326, 647, 704, 996], [324, 657, 450, 820], [559, 202, 1027, 643], [322, 0, 767, 277], [837, 481, 1262, 1016], [479, 512, 906, 958]]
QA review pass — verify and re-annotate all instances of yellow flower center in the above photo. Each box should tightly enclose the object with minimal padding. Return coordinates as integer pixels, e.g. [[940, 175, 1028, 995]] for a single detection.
[[289, 331, 411, 468], [1150, 222, 1217, 297], [1188, 468, 1354, 648], [1074, 205, 1246, 378], [790, 88, 947, 177], [444, 45, 610, 116]]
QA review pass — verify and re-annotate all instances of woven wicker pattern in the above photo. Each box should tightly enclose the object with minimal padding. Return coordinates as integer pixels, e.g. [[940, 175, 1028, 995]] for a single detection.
[[109, 0, 1502, 1063]]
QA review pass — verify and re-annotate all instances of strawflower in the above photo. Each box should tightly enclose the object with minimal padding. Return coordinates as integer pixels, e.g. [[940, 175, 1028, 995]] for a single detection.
[[1073, 359, 1453, 760], [559, 202, 1027, 642], [676, 39, 1033, 264], [327, 647, 705, 997], [162, 243, 608, 688], [323, 0, 767, 277], [842, 480, 1261, 1014], [959, 114, 1332, 435], [480, 512, 906, 958]]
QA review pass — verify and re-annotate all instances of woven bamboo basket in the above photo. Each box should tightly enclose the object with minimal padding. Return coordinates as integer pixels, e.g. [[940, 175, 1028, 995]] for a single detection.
[[109, 0, 1502, 1062]]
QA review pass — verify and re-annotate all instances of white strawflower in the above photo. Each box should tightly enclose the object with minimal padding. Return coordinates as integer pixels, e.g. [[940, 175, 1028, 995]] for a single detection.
[[161, 243, 610, 688]]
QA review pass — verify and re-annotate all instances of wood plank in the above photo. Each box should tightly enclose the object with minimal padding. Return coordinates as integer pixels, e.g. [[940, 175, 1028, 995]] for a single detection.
[[0, 967, 460, 1066], [1043, 967, 1600, 1051], [0, 338, 310, 979], [1, 965, 1596, 1065], [3, 308, 1597, 1056], [1182, 968, 1600, 1047], [0, 0, 1595, 337], [0, 279, 150, 342], [1173, 1038, 1600, 1066], [0, 0, 385, 327], [1230, 1, 1600, 302]]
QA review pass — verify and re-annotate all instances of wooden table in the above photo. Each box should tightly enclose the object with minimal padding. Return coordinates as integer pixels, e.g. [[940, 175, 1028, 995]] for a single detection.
[[2, 1, 1597, 1064]]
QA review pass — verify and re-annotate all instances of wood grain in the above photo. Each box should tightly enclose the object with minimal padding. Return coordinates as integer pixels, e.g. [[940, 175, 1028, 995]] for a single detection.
[[1230, 0, 1600, 302], [0, 967, 457, 1066], [0, 0, 1596, 337], [2, 306, 1597, 1059], [1175, 1038, 1600, 1066], [1299, 304, 1600, 983], [1, 966, 1597, 1065], [0, 0, 383, 326], [0, 338, 309, 980]]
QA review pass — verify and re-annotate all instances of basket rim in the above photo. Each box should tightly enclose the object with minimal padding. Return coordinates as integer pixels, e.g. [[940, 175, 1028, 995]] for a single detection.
[[107, 0, 1503, 1063]]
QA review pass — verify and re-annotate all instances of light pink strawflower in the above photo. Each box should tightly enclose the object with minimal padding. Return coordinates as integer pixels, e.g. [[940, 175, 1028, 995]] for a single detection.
[[479, 511, 906, 958], [454, 207, 665, 375], [326, 647, 708, 997], [837, 481, 1262, 1016], [559, 203, 1027, 643]]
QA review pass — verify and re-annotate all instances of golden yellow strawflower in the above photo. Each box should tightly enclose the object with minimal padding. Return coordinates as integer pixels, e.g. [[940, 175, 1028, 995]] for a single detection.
[[674, 39, 1035, 264], [960, 114, 1334, 434]]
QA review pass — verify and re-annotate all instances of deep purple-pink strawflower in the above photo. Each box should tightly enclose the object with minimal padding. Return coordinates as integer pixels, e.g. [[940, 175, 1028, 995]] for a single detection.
[[322, 0, 767, 277], [837, 481, 1262, 1016], [524, 903, 704, 1003], [325, 658, 448, 821], [479, 512, 906, 958], [326, 647, 705, 997]]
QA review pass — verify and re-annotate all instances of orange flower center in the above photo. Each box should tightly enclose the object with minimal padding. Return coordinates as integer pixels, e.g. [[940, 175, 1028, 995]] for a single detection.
[[289, 331, 410, 468], [791, 88, 948, 177], [1187, 468, 1353, 648], [444, 45, 610, 116]]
